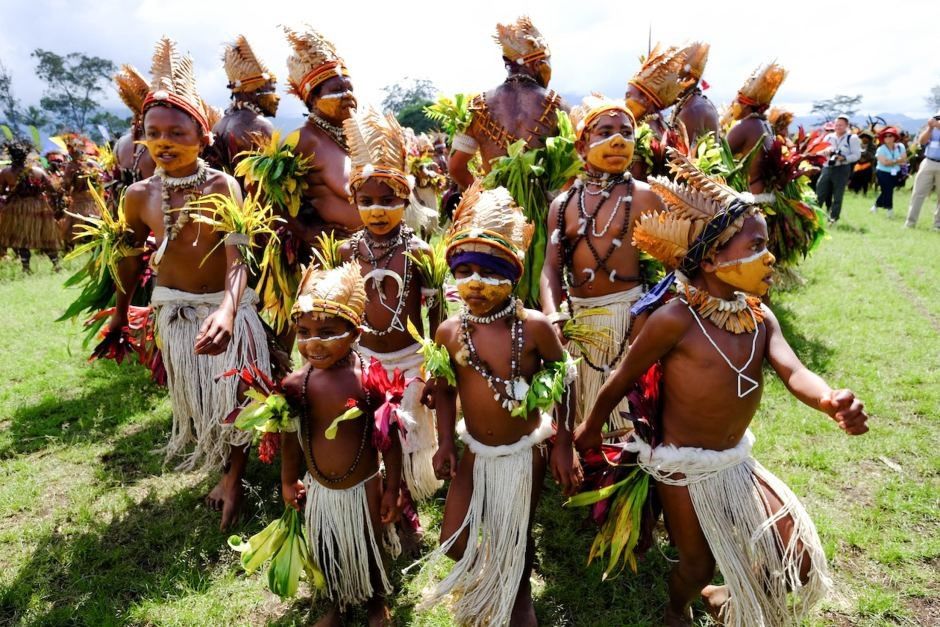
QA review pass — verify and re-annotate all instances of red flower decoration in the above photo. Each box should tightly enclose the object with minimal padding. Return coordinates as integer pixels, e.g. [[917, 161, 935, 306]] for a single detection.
[[362, 357, 416, 452]]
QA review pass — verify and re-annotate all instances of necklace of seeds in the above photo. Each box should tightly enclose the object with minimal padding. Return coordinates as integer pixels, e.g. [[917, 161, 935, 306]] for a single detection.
[[229, 100, 264, 116], [460, 299, 525, 407], [353, 228, 414, 337], [306, 111, 348, 150], [300, 352, 372, 484], [159, 159, 209, 241]]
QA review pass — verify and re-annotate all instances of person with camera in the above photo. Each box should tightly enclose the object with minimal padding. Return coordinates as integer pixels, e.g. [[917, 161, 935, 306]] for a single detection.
[[905, 112, 940, 230], [871, 127, 907, 217], [817, 114, 861, 223]]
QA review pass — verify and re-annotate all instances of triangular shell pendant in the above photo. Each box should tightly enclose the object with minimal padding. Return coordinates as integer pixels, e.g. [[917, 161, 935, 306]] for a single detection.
[[737, 373, 759, 398]]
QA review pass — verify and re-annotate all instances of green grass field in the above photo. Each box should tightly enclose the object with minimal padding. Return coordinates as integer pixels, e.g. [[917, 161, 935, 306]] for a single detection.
[[0, 189, 937, 626]]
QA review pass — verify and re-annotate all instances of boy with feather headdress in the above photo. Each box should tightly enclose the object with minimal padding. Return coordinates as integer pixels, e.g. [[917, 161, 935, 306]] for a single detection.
[[104, 37, 271, 530], [112, 64, 157, 194], [576, 151, 868, 626]]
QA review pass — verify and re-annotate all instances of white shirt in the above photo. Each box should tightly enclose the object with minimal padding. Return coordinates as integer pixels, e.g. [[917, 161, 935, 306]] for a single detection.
[[823, 132, 861, 166]]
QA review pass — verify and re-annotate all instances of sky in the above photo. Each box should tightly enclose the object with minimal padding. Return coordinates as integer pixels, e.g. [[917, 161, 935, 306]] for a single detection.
[[1, 0, 937, 130]]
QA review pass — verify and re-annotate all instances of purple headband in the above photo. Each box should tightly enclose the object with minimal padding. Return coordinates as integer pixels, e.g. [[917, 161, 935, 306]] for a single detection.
[[448, 251, 520, 281]]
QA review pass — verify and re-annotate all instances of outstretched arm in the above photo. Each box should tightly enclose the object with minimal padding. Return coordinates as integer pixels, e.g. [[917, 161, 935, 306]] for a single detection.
[[764, 306, 868, 435], [575, 303, 686, 451]]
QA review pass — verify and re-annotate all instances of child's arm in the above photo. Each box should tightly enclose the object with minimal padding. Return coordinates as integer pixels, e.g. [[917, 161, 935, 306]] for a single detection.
[[107, 184, 149, 334], [575, 303, 687, 451], [764, 307, 869, 435], [380, 429, 403, 524], [431, 320, 459, 479], [533, 313, 583, 496], [540, 196, 567, 343], [281, 373, 307, 510]]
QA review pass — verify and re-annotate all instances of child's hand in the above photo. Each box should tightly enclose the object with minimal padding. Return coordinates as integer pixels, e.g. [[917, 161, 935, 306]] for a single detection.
[[380, 488, 401, 524], [573, 422, 602, 453], [282, 479, 306, 511], [420, 379, 436, 409], [820, 389, 869, 435], [195, 308, 235, 355], [433, 440, 457, 479], [550, 442, 584, 497]]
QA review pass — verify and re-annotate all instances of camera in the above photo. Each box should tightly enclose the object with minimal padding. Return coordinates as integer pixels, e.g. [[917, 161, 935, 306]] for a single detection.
[[828, 150, 843, 167]]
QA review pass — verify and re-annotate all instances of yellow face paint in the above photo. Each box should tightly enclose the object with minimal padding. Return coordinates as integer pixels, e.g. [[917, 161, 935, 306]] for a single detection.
[[455, 273, 514, 314], [257, 92, 280, 117], [713, 249, 776, 296], [536, 60, 552, 87], [314, 91, 355, 121], [625, 97, 647, 121], [137, 139, 201, 173], [358, 203, 405, 235], [585, 133, 635, 173]]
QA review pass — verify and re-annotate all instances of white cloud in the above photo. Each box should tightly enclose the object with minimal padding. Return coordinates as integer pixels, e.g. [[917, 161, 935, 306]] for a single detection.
[[1, 0, 937, 127]]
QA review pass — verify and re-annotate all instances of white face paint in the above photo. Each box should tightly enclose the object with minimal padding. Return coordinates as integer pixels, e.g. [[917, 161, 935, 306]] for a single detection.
[[296, 330, 353, 344], [454, 273, 513, 287], [587, 133, 634, 150], [318, 91, 354, 100]]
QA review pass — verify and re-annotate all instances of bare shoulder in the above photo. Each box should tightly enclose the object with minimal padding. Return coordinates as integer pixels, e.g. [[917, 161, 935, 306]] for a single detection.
[[204, 169, 240, 195], [646, 298, 694, 338], [523, 309, 555, 338], [337, 238, 355, 261], [630, 179, 664, 213], [408, 234, 432, 254], [293, 123, 320, 155], [282, 367, 307, 400], [435, 316, 461, 348]]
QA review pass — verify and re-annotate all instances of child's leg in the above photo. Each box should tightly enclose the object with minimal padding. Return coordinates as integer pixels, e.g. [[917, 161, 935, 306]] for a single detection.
[[438, 449, 476, 560], [657, 482, 716, 626], [364, 475, 392, 627], [510, 447, 547, 627], [756, 477, 814, 585], [207, 380, 250, 530]]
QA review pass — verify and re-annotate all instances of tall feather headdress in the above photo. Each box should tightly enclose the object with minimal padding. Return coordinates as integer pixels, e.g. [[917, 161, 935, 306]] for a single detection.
[[628, 41, 708, 111], [569, 93, 635, 141], [143, 37, 211, 136], [344, 105, 410, 198], [735, 62, 787, 111], [291, 262, 367, 326], [634, 149, 758, 274], [283, 25, 350, 103], [114, 64, 149, 119], [445, 180, 534, 279], [494, 16, 550, 65], [223, 35, 276, 93]]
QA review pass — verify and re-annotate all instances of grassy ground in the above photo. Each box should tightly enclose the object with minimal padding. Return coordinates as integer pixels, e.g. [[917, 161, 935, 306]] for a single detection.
[[0, 188, 937, 626]]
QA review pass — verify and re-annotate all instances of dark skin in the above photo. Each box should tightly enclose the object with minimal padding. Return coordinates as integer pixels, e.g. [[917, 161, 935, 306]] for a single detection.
[[107, 105, 251, 530], [674, 88, 720, 146], [625, 84, 670, 181], [575, 215, 868, 625], [430, 261, 580, 626], [211, 81, 278, 178], [281, 314, 401, 627], [449, 60, 567, 189], [541, 112, 665, 343], [338, 178, 442, 353], [114, 124, 156, 181], [289, 75, 361, 241], [726, 103, 775, 193]]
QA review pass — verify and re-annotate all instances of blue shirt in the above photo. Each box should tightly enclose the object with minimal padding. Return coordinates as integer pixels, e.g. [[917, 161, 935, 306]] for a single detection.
[[876, 144, 905, 175], [924, 128, 940, 161]]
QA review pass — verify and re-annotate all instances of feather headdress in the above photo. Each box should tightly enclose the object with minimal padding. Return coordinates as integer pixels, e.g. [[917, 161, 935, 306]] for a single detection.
[[628, 41, 708, 111], [634, 149, 758, 274], [283, 25, 349, 103], [445, 180, 534, 279], [114, 64, 149, 119], [143, 37, 211, 136], [344, 105, 410, 198], [494, 16, 550, 65], [223, 35, 276, 93], [735, 62, 787, 110], [291, 262, 367, 326], [569, 93, 635, 141]]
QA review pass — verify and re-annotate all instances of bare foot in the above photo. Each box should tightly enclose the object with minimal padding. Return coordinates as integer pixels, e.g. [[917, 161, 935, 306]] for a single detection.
[[366, 596, 391, 626], [701, 584, 730, 623], [313, 605, 342, 627], [509, 579, 537, 627], [205, 471, 243, 531], [663, 605, 693, 627]]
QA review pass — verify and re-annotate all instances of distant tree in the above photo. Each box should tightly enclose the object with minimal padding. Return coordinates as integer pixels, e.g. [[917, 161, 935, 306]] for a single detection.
[[89, 110, 130, 143], [811, 94, 863, 123], [381, 78, 438, 115], [396, 101, 440, 134], [32, 49, 115, 134], [0, 59, 22, 132], [927, 85, 940, 113], [20, 105, 49, 132]]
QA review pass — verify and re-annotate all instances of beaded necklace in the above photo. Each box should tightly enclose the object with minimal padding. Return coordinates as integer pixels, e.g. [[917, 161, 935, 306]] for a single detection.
[[300, 352, 372, 484], [228, 100, 264, 116], [158, 158, 209, 242], [460, 297, 528, 411], [683, 299, 761, 398], [306, 110, 348, 150], [555, 174, 642, 373], [351, 226, 413, 337], [678, 279, 764, 334]]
